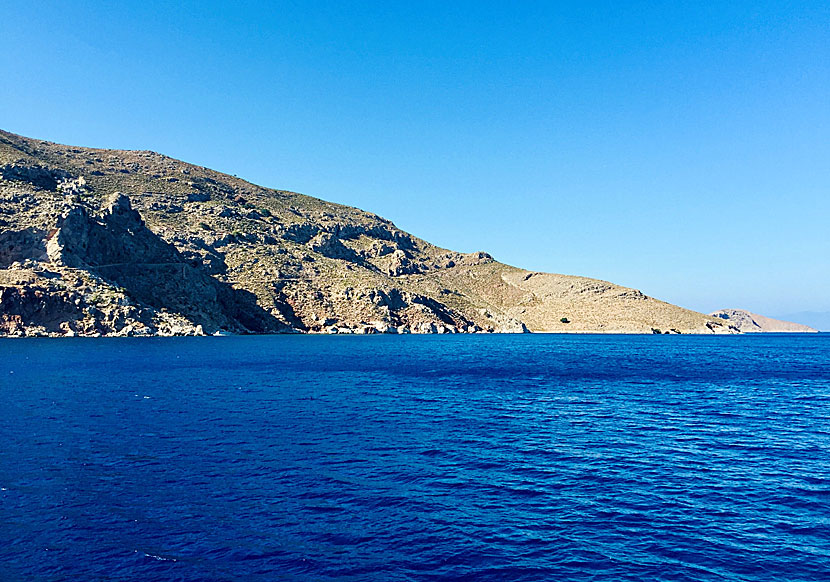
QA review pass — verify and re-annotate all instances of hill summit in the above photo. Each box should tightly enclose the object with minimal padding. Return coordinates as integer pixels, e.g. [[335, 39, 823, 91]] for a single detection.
[[0, 129, 736, 336]]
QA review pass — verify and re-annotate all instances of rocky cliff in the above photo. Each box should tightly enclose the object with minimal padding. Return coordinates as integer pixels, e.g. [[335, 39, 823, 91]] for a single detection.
[[710, 309, 818, 333], [0, 129, 737, 336]]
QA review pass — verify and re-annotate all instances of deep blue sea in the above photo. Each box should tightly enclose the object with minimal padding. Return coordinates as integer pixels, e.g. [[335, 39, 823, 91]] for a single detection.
[[2, 334, 829, 581]]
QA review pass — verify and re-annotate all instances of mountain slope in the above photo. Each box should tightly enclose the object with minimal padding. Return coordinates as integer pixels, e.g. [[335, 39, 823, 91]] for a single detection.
[[710, 309, 817, 333], [0, 129, 736, 336]]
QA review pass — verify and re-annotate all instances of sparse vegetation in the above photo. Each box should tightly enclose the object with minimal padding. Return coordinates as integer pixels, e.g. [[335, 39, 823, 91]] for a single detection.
[[0, 128, 738, 337]]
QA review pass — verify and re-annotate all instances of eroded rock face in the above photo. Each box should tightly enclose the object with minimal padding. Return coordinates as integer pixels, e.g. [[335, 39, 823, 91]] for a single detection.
[[0, 163, 72, 191], [0, 228, 48, 266], [309, 232, 360, 262], [12, 194, 288, 335], [47, 193, 181, 268], [280, 223, 320, 244], [0, 269, 189, 337], [0, 285, 81, 335], [0, 128, 740, 336]]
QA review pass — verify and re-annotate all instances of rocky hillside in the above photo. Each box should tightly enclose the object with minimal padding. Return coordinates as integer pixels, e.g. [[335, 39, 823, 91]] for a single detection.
[[0, 129, 737, 337], [710, 309, 817, 333]]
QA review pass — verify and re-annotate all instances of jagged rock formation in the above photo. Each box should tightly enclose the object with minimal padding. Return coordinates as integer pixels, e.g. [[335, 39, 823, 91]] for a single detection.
[[0, 128, 737, 336], [710, 309, 818, 333]]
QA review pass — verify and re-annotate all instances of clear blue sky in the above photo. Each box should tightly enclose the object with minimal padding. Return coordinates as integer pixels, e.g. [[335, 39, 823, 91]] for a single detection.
[[2, 1, 828, 317]]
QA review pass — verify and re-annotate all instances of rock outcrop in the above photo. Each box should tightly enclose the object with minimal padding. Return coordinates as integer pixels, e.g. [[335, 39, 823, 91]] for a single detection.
[[709, 309, 818, 333], [0, 128, 739, 336]]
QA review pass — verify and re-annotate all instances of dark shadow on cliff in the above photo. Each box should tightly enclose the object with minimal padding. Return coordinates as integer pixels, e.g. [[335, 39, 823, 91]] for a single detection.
[[48, 194, 288, 333]]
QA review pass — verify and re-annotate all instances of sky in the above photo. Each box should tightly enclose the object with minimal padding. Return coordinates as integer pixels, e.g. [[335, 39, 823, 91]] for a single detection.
[[1, 1, 828, 320]]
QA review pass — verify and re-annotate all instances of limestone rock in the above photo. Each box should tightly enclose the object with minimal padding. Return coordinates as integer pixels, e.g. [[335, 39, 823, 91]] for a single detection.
[[0, 128, 743, 337]]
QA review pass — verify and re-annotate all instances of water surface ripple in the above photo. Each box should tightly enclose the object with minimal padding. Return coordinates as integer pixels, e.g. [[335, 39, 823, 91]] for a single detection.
[[2, 334, 829, 581]]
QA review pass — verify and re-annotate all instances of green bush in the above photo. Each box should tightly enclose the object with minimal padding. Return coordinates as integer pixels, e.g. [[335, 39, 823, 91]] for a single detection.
[[560, 317, 570, 324]]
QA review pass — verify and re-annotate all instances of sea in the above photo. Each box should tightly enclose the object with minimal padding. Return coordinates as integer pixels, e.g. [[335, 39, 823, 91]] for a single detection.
[[2, 334, 829, 581]]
